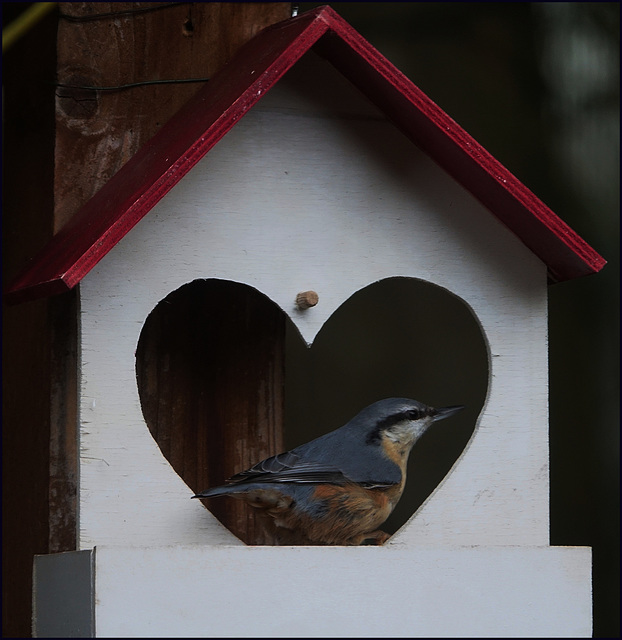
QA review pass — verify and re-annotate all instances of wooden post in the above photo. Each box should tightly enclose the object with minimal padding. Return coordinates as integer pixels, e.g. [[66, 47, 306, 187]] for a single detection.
[[54, 2, 291, 230]]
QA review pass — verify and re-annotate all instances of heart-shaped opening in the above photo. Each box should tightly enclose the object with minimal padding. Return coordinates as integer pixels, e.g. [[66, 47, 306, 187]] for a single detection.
[[136, 277, 488, 544]]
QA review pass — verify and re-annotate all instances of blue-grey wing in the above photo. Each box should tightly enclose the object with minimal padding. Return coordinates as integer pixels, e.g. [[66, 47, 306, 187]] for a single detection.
[[225, 451, 348, 486]]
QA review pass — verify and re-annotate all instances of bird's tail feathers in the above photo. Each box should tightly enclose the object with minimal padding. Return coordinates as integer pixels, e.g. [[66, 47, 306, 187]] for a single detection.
[[192, 485, 237, 499]]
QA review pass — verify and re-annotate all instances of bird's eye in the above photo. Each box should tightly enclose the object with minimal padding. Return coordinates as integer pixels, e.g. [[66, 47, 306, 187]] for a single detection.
[[407, 409, 421, 420]]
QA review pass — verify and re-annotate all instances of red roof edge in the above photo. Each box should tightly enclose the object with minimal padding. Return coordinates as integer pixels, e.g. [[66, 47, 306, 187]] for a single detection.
[[4, 5, 605, 304], [313, 7, 606, 282]]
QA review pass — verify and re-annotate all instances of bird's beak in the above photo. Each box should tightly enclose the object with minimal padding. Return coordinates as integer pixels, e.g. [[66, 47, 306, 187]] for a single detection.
[[432, 405, 465, 421]]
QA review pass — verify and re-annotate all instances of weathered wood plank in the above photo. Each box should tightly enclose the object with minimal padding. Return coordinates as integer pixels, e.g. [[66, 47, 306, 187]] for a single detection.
[[49, 290, 79, 553], [54, 2, 292, 231], [136, 280, 285, 544]]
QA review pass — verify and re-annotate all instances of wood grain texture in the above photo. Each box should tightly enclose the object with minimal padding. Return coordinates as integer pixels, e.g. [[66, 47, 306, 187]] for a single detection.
[[4, 5, 604, 305], [53, 1, 291, 231], [136, 280, 285, 545], [48, 290, 79, 553]]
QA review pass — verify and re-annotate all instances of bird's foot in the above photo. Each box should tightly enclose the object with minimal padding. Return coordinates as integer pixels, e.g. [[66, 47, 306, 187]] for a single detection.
[[355, 529, 391, 545]]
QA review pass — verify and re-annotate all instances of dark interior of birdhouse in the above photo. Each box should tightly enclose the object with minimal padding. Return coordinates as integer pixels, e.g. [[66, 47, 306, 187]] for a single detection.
[[135, 277, 488, 544]]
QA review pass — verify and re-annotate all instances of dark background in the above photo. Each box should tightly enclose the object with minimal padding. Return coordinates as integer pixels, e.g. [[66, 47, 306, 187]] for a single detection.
[[3, 2, 619, 636]]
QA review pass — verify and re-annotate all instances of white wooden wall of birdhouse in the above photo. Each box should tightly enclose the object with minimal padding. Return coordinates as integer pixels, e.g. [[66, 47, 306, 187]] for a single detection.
[[77, 52, 551, 550]]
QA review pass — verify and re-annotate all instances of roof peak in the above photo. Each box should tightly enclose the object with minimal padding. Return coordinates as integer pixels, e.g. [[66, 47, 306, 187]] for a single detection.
[[5, 6, 605, 304]]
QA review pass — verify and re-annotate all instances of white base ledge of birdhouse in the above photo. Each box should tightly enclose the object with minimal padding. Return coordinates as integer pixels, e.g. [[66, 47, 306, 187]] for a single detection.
[[33, 545, 591, 638]]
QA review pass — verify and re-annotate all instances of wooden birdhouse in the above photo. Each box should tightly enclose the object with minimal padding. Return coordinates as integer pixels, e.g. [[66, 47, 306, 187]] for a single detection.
[[7, 6, 604, 637]]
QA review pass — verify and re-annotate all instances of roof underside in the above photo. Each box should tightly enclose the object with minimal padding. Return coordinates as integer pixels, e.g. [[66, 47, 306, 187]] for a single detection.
[[5, 6, 605, 304]]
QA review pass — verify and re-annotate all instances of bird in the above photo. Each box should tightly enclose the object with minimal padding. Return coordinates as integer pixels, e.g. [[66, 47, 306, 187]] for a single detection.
[[192, 397, 464, 545]]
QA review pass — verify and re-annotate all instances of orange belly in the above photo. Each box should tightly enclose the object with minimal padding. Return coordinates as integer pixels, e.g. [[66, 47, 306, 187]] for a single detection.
[[239, 482, 402, 545]]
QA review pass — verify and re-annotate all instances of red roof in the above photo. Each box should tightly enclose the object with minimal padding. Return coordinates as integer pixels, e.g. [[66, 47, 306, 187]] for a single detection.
[[5, 6, 605, 304]]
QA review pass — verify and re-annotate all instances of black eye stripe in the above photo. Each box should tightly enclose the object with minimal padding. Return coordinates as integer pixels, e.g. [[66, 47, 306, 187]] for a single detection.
[[366, 406, 432, 445], [379, 408, 429, 429]]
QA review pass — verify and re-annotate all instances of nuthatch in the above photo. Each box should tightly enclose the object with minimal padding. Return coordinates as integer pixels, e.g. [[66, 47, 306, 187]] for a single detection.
[[193, 398, 464, 545]]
